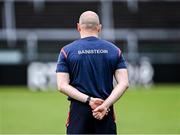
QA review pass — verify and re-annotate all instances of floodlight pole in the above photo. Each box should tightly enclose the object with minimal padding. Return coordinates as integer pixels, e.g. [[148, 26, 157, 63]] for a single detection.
[[3, 0, 16, 47], [26, 33, 38, 61], [127, 33, 139, 64], [100, 0, 115, 42]]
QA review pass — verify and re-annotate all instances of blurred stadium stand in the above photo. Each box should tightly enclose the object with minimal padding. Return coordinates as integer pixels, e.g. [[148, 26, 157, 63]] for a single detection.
[[0, 0, 180, 86]]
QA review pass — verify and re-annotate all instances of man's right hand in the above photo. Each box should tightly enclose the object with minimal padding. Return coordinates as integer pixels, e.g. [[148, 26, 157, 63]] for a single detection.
[[92, 104, 109, 120], [89, 97, 104, 110]]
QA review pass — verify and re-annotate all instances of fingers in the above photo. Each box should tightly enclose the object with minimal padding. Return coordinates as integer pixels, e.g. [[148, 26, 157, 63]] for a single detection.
[[93, 112, 103, 120], [94, 98, 104, 105], [93, 106, 109, 113], [105, 108, 110, 115], [93, 111, 106, 120], [95, 98, 104, 101], [92, 107, 110, 120], [93, 112, 101, 120], [89, 98, 104, 110], [91, 97, 104, 103], [95, 98, 104, 102]]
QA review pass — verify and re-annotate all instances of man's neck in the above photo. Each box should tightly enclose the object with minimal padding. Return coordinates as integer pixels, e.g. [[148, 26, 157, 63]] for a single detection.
[[80, 32, 98, 38]]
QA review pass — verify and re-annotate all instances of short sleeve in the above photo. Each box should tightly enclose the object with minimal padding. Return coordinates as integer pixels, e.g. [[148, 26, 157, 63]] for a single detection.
[[56, 48, 69, 73], [116, 49, 127, 69]]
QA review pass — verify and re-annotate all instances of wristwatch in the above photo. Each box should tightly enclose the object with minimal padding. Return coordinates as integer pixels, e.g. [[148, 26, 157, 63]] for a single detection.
[[86, 96, 91, 104]]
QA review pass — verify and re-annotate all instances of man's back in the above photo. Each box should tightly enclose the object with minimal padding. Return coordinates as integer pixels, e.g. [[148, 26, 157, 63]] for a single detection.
[[57, 36, 126, 99], [56, 11, 129, 134]]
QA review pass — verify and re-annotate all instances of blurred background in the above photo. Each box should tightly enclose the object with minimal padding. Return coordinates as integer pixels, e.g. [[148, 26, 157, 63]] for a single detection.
[[0, 0, 180, 134]]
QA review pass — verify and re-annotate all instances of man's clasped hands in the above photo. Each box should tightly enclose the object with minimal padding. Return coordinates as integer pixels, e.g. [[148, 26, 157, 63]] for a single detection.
[[89, 97, 110, 120]]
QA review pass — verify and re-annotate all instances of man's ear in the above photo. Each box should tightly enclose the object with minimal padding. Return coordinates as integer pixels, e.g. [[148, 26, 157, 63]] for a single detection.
[[97, 24, 102, 33], [77, 23, 81, 32]]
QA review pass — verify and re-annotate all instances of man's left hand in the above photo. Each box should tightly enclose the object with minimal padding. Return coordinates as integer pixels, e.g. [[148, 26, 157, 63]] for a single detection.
[[89, 97, 104, 110], [92, 104, 109, 120]]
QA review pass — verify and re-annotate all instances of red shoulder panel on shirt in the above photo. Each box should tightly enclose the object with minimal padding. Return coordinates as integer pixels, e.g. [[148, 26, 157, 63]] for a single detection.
[[61, 48, 68, 59]]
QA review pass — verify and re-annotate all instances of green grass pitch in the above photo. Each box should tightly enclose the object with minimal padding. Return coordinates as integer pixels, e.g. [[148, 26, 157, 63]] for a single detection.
[[0, 85, 180, 134]]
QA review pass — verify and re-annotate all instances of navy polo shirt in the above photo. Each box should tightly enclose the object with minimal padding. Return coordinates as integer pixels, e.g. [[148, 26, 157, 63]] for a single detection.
[[56, 36, 127, 99]]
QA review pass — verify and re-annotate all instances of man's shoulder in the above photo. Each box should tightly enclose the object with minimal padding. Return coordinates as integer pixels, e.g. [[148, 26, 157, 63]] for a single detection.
[[62, 39, 80, 51], [100, 39, 120, 50]]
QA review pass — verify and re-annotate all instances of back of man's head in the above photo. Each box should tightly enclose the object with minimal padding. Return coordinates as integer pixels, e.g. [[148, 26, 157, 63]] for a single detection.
[[79, 11, 100, 31]]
